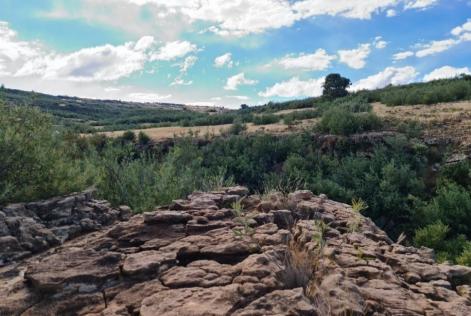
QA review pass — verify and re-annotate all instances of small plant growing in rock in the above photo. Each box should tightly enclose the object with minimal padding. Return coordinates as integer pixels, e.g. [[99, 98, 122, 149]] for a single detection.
[[348, 198, 368, 233], [231, 198, 254, 237], [312, 220, 328, 250], [351, 198, 368, 213]]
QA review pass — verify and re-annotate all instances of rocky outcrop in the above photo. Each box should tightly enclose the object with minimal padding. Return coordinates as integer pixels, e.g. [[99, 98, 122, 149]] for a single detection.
[[0, 190, 131, 266], [0, 187, 470, 315]]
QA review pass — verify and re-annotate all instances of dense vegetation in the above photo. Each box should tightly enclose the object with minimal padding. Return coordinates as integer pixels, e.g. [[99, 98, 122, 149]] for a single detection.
[[2, 95, 471, 266], [364, 75, 471, 106], [2, 75, 471, 266]]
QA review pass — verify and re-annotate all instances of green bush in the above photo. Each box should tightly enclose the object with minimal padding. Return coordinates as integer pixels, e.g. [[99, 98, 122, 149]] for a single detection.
[[317, 108, 382, 135], [96, 141, 233, 212], [252, 114, 279, 125], [228, 120, 247, 135], [457, 242, 471, 266], [369, 77, 471, 106], [121, 131, 136, 143], [414, 221, 450, 251], [0, 104, 96, 205], [424, 182, 471, 238], [138, 131, 151, 145]]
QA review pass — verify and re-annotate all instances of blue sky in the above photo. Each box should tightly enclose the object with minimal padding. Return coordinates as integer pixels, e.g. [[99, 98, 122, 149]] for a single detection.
[[0, 0, 470, 108]]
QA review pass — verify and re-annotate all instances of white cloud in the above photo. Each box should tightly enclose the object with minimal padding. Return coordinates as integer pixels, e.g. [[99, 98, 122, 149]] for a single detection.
[[393, 51, 414, 60], [118, 0, 438, 36], [352, 66, 418, 91], [171, 78, 193, 86], [150, 40, 198, 61], [214, 53, 234, 68], [277, 49, 336, 71], [179, 55, 198, 73], [126, 92, 172, 102], [386, 9, 397, 17], [338, 44, 371, 69], [451, 19, 471, 36], [258, 76, 325, 98], [374, 36, 388, 49], [423, 66, 471, 82], [224, 72, 258, 90], [293, 0, 398, 20], [409, 19, 471, 58], [0, 22, 44, 76], [228, 95, 250, 100], [404, 0, 438, 9], [415, 39, 459, 58], [15, 38, 155, 82], [0, 20, 158, 82]]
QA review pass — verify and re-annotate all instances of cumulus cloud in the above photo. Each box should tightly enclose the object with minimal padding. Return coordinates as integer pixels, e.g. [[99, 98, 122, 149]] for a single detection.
[[258, 76, 325, 98], [0, 22, 44, 76], [415, 39, 459, 58], [214, 53, 234, 68], [224, 72, 258, 90], [423, 66, 471, 82], [404, 0, 438, 9], [407, 19, 471, 58], [451, 19, 471, 36], [118, 0, 438, 36], [16, 37, 156, 82], [277, 49, 336, 71], [351, 66, 418, 91], [338, 44, 371, 69], [150, 40, 198, 61], [374, 37, 388, 49], [393, 51, 414, 60]]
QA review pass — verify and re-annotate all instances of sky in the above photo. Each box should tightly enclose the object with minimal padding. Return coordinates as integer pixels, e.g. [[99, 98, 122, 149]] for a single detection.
[[0, 0, 470, 108]]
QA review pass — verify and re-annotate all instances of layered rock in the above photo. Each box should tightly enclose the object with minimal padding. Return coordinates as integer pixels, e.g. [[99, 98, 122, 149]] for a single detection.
[[0, 187, 470, 315], [0, 190, 131, 266]]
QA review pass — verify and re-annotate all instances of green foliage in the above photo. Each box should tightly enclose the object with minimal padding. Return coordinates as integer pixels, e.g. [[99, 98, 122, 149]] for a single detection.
[[0, 104, 97, 205], [457, 242, 471, 266], [352, 198, 368, 213], [96, 140, 233, 212], [367, 77, 471, 106], [121, 131, 136, 143], [138, 131, 151, 145], [422, 182, 471, 238], [414, 221, 450, 251], [318, 107, 382, 135], [252, 114, 279, 125], [323, 73, 351, 99], [228, 120, 247, 135]]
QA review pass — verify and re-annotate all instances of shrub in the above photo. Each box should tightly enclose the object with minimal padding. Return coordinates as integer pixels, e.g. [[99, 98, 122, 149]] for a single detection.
[[424, 182, 471, 238], [317, 108, 382, 135], [121, 130, 136, 143], [457, 242, 471, 266], [228, 120, 247, 135], [252, 114, 279, 125], [0, 104, 96, 205], [414, 221, 449, 251], [138, 131, 151, 145]]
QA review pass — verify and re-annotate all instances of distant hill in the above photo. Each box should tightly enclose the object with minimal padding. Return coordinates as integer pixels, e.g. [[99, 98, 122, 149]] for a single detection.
[[0, 87, 228, 132]]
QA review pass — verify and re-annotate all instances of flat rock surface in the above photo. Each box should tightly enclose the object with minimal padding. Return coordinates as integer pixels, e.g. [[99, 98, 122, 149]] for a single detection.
[[0, 187, 470, 315]]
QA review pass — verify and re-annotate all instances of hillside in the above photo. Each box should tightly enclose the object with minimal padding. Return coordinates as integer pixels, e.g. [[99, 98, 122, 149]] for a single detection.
[[0, 87, 228, 132], [1, 187, 470, 315]]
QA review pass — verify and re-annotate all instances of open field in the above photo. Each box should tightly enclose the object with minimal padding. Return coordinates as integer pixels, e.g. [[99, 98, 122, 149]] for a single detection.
[[100, 100, 471, 154], [373, 101, 471, 151], [100, 119, 319, 140]]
